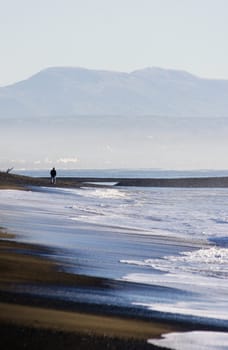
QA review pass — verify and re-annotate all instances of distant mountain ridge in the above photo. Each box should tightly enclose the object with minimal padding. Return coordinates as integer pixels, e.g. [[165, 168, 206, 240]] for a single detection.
[[0, 66, 228, 118]]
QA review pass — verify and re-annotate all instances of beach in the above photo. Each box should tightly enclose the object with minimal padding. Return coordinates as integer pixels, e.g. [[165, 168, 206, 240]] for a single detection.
[[0, 228, 179, 350], [0, 171, 228, 349], [0, 172, 175, 349]]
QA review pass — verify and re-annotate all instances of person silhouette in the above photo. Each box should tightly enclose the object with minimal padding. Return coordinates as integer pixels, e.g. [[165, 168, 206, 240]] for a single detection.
[[50, 167, 57, 184]]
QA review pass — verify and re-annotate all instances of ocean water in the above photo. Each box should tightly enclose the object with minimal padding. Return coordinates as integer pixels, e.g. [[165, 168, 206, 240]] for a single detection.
[[17, 168, 228, 179], [1, 172, 228, 349]]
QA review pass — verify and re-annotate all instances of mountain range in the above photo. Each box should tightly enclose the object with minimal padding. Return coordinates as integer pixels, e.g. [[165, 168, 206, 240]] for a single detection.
[[0, 67, 228, 118]]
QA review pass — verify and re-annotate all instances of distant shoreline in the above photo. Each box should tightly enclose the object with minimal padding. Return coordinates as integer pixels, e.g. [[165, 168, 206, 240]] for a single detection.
[[1, 171, 228, 189], [52, 176, 228, 187]]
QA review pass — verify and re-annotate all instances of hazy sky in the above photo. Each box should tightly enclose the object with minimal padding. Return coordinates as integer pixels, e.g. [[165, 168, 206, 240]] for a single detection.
[[1, 0, 228, 86]]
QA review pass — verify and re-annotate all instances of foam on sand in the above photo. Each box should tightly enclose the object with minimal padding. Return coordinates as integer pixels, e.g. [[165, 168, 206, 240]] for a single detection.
[[148, 331, 228, 350]]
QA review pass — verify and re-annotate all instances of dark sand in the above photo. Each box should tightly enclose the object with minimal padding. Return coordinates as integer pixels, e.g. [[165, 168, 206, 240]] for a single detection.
[[0, 171, 82, 190], [1, 171, 227, 349]]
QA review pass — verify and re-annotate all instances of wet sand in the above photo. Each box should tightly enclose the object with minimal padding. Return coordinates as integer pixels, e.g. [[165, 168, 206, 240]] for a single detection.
[[0, 228, 182, 349]]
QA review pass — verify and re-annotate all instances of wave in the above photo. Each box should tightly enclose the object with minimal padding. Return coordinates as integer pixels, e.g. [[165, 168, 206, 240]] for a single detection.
[[148, 331, 228, 350], [121, 246, 228, 279]]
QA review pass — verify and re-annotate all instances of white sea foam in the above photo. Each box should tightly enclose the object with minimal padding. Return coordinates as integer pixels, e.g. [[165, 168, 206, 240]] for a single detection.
[[134, 299, 228, 320], [1, 186, 228, 245], [62, 187, 228, 243], [122, 267, 228, 320], [121, 246, 228, 320], [81, 187, 127, 199], [121, 246, 228, 278], [148, 331, 228, 350], [121, 244, 228, 320]]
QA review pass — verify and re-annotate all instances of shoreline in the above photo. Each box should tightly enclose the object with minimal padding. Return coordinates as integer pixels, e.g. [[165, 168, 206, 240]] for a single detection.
[[0, 232, 181, 349], [1, 171, 228, 190], [1, 175, 228, 349], [1, 229, 227, 349]]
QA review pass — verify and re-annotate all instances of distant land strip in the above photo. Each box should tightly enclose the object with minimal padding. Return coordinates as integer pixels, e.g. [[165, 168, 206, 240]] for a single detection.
[[1, 172, 228, 189], [49, 176, 228, 187], [115, 177, 228, 187]]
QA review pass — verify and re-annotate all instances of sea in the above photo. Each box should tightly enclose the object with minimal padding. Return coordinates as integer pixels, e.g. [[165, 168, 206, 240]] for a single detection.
[[16, 167, 228, 179], [1, 168, 228, 349]]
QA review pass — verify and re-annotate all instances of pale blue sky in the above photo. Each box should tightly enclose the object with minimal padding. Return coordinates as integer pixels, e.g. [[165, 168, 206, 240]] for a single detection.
[[0, 0, 228, 86]]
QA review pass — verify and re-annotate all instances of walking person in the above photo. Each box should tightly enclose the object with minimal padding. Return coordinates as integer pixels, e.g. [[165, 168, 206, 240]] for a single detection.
[[50, 167, 57, 184]]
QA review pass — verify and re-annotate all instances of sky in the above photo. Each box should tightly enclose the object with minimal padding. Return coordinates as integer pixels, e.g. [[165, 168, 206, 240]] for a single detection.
[[1, 0, 228, 171], [0, 0, 228, 86]]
